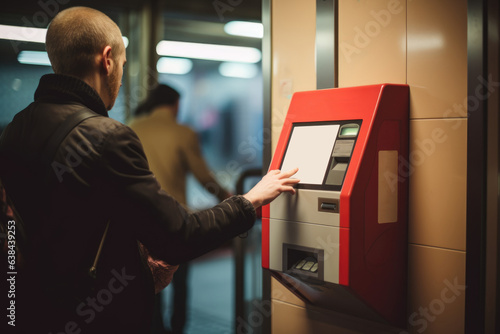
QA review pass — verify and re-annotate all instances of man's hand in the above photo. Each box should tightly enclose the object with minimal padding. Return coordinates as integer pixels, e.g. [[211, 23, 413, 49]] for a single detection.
[[243, 168, 300, 209]]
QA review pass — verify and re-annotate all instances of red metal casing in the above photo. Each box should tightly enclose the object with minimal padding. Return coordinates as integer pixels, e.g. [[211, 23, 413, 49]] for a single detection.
[[261, 84, 409, 326]]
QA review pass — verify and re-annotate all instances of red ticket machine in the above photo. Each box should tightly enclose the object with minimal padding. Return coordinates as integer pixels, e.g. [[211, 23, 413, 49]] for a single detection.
[[262, 84, 409, 327]]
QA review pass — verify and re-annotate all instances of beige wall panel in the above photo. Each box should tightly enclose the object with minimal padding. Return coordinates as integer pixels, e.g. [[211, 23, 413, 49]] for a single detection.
[[408, 119, 467, 251], [407, 244, 465, 334], [338, 0, 406, 87], [407, 0, 467, 119], [271, 276, 306, 307], [272, 300, 358, 334], [271, 300, 403, 334], [271, 0, 316, 154]]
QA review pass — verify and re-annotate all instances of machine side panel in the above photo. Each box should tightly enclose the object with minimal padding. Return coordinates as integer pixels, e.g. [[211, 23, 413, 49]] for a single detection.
[[348, 85, 409, 327]]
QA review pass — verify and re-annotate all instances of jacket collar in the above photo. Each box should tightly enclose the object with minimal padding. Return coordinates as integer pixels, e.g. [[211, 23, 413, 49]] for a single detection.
[[34, 74, 108, 117], [149, 106, 178, 123]]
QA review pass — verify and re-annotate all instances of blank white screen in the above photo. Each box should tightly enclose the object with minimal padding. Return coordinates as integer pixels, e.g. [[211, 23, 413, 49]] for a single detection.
[[281, 124, 340, 185]]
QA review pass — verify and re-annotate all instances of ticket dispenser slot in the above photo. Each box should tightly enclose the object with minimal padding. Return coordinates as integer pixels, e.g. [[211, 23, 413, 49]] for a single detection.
[[283, 244, 324, 281]]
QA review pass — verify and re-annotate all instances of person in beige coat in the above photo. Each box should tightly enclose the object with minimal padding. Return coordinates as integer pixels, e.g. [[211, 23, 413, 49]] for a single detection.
[[130, 84, 231, 207], [130, 84, 230, 334]]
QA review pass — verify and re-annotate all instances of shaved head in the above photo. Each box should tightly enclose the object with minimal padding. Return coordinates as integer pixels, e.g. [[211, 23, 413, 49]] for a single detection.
[[46, 7, 125, 78]]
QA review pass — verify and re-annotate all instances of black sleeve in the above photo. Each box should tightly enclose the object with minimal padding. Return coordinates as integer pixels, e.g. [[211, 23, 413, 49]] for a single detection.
[[99, 125, 256, 265]]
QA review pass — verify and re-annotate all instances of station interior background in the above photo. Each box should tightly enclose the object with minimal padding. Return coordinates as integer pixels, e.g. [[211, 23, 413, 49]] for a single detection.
[[0, 1, 264, 333], [2, 1, 500, 334]]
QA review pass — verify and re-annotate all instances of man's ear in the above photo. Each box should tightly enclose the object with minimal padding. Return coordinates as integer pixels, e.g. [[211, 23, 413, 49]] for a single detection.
[[100, 45, 113, 75]]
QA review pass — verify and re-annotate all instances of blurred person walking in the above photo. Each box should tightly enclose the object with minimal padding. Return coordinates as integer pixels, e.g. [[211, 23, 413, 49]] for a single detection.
[[130, 84, 232, 334]]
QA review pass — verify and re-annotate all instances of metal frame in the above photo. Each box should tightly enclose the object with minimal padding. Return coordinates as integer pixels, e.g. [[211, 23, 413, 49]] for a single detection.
[[485, 0, 500, 332], [261, 1, 272, 333], [465, 0, 500, 332], [316, 0, 338, 89]]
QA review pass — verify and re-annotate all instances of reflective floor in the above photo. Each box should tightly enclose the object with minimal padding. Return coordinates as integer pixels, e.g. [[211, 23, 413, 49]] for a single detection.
[[160, 248, 234, 334]]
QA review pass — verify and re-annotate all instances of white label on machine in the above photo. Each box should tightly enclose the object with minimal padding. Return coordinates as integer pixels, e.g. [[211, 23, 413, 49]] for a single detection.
[[281, 124, 340, 185]]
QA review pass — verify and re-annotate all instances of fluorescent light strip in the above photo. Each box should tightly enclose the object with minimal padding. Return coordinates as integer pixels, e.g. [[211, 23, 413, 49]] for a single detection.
[[224, 21, 263, 39], [0, 24, 129, 48], [157, 57, 193, 75], [0, 24, 46, 43], [17, 50, 51, 66], [17, 39, 129, 67], [219, 62, 258, 79], [156, 40, 261, 64]]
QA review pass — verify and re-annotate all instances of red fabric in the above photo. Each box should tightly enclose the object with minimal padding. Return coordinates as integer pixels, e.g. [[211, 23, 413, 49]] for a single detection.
[[0, 181, 14, 219], [138, 242, 178, 294]]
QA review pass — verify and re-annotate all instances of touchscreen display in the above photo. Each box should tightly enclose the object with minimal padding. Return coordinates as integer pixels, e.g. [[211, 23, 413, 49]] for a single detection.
[[280, 124, 340, 185]]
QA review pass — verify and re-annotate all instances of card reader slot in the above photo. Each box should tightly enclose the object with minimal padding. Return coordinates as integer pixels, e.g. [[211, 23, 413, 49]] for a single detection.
[[321, 202, 337, 211], [318, 197, 339, 213]]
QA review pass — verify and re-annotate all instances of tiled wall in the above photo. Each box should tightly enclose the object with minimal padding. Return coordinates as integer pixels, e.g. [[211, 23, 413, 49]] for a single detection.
[[270, 0, 316, 154], [405, 1, 467, 332], [270, 0, 468, 333]]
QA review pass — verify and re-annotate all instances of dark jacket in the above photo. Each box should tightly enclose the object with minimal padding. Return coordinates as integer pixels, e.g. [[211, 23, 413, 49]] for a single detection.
[[0, 74, 256, 334]]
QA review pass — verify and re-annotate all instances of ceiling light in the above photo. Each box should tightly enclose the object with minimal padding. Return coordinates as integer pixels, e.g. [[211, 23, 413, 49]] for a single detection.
[[0, 24, 129, 48], [17, 50, 51, 66], [0, 24, 46, 43], [219, 62, 259, 79], [156, 40, 261, 64], [157, 57, 193, 75], [224, 21, 263, 39]]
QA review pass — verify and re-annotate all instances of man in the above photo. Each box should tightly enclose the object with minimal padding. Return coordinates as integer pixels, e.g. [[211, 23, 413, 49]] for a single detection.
[[130, 84, 232, 334], [0, 7, 298, 334]]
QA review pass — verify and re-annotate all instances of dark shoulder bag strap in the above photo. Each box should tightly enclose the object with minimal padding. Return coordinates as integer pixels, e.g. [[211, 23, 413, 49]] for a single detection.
[[40, 109, 110, 278], [1, 109, 101, 270], [42, 109, 99, 169]]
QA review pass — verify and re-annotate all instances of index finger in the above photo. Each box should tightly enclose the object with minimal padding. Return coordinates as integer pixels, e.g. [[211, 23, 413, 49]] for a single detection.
[[279, 168, 299, 178]]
